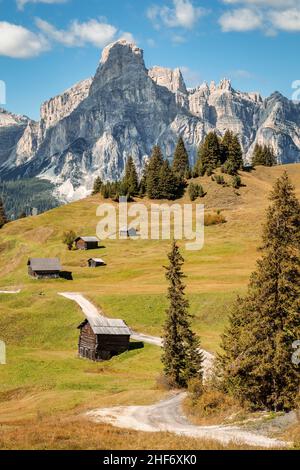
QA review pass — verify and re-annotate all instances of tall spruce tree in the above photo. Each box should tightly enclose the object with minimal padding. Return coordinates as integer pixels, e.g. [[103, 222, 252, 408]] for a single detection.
[[221, 130, 234, 165], [252, 144, 276, 167], [92, 177, 103, 195], [196, 132, 221, 175], [224, 134, 243, 175], [123, 155, 139, 196], [159, 160, 181, 200], [0, 197, 7, 229], [173, 137, 190, 179], [162, 241, 203, 388], [218, 172, 300, 411], [146, 145, 164, 199]]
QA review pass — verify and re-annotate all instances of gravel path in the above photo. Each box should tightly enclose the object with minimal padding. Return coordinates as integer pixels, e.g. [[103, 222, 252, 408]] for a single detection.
[[60, 292, 289, 449], [87, 392, 288, 448]]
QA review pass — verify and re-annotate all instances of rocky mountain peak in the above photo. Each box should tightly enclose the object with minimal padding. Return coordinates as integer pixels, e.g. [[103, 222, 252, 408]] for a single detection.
[[100, 39, 143, 65], [90, 40, 146, 94], [148, 66, 187, 95]]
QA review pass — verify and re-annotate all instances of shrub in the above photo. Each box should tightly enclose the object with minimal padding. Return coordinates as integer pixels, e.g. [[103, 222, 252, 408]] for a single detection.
[[206, 166, 213, 177], [214, 175, 225, 185], [204, 211, 226, 226], [188, 183, 205, 201], [231, 175, 242, 189], [62, 230, 76, 251]]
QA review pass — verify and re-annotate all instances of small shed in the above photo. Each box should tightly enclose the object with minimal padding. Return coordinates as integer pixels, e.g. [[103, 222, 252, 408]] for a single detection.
[[27, 258, 61, 279], [88, 258, 106, 268], [75, 236, 99, 250], [119, 227, 138, 238], [78, 313, 131, 361]]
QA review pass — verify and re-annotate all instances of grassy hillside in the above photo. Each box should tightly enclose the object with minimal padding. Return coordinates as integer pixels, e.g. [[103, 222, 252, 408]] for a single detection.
[[0, 163, 299, 449]]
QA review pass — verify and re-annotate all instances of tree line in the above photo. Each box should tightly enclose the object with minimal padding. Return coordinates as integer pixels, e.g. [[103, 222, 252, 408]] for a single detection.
[[92, 132, 277, 202], [162, 172, 299, 412]]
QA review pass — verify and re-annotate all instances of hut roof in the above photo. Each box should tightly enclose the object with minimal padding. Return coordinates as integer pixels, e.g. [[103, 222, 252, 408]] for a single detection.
[[79, 314, 131, 336], [89, 258, 105, 263], [75, 236, 99, 243], [28, 258, 61, 272]]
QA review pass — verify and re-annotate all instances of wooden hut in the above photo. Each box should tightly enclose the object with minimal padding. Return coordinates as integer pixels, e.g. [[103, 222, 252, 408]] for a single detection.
[[78, 312, 131, 361], [88, 258, 106, 268], [75, 236, 99, 250], [27, 258, 61, 279]]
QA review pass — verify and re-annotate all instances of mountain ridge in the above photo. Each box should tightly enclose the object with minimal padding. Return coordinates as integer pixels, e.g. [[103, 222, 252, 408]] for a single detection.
[[0, 39, 300, 202]]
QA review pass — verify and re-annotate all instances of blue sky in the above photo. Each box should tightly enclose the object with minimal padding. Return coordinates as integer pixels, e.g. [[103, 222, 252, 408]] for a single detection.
[[0, 0, 299, 120]]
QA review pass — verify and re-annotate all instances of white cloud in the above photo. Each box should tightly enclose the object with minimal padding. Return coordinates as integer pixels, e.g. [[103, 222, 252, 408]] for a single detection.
[[219, 8, 263, 31], [35, 18, 118, 47], [0, 21, 49, 58], [147, 0, 207, 30], [269, 8, 300, 30], [219, 0, 300, 33], [17, 0, 68, 10]]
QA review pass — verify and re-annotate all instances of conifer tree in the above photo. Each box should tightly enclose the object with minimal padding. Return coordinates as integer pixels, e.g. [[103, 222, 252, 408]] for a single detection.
[[92, 177, 103, 195], [123, 155, 139, 196], [221, 130, 234, 164], [146, 145, 164, 199], [218, 172, 300, 411], [252, 144, 276, 167], [0, 197, 7, 229], [159, 160, 181, 200], [162, 241, 203, 388], [224, 134, 243, 175], [173, 137, 190, 179], [196, 132, 221, 175]]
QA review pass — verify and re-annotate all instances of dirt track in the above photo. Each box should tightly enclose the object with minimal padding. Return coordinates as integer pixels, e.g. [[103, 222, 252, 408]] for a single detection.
[[60, 292, 289, 449]]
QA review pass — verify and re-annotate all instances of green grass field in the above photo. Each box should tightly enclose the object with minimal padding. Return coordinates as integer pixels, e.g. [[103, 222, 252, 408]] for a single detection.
[[0, 164, 299, 448]]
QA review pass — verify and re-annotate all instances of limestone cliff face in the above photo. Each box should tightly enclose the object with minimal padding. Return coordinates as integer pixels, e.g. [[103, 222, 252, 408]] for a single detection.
[[39, 78, 92, 137], [0, 40, 300, 201]]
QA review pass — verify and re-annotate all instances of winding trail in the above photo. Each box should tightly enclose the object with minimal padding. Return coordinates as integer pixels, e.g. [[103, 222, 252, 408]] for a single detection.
[[87, 393, 287, 449], [59, 292, 289, 449]]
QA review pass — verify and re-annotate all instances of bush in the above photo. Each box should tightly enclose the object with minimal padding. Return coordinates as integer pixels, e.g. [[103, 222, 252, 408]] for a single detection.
[[231, 175, 242, 189], [214, 175, 225, 185], [188, 183, 205, 201], [184, 388, 241, 424], [204, 211, 226, 226], [206, 166, 213, 177], [62, 230, 76, 251]]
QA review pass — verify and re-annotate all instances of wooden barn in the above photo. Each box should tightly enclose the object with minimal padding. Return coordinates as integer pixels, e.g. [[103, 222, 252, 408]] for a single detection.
[[78, 312, 131, 361], [88, 258, 106, 268], [27, 258, 61, 279], [75, 236, 99, 250]]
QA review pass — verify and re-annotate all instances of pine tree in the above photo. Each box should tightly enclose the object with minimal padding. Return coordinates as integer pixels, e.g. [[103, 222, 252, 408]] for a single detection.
[[123, 156, 139, 197], [159, 160, 181, 200], [196, 132, 221, 175], [218, 172, 300, 411], [146, 145, 164, 199], [92, 177, 103, 195], [0, 197, 7, 229], [173, 137, 190, 179], [252, 144, 276, 167], [221, 130, 234, 165], [224, 134, 243, 175], [162, 241, 203, 388]]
